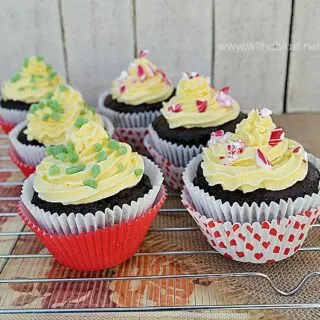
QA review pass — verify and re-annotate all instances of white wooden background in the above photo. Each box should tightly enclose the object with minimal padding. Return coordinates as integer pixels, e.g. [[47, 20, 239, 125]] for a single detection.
[[0, 0, 319, 113]]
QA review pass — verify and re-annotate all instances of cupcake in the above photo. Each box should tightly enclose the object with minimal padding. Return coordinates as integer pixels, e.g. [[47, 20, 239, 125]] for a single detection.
[[19, 121, 165, 270], [145, 72, 244, 189], [98, 50, 174, 153], [182, 108, 320, 263], [0, 56, 63, 127], [9, 84, 113, 168]]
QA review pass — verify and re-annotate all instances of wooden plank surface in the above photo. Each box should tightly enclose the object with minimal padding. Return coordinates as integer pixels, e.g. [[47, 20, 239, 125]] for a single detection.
[[61, 0, 135, 105], [286, 0, 320, 112], [135, 0, 213, 85], [213, 0, 291, 113], [0, 0, 66, 82]]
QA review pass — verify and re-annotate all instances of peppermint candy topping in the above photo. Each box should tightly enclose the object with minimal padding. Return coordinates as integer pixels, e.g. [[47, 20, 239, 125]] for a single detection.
[[256, 148, 272, 169], [168, 104, 182, 113], [119, 85, 126, 93], [269, 128, 284, 146], [145, 64, 155, 77], [137, 65, 146, 80], [217, 88, 233, 107], [196, 99, 208, 113], [257, 107, 272, 118], [182, 72, 200, 80], [292, 146, 301, 154], [138, 49, 149, 58], [208, 130, 225, 145]]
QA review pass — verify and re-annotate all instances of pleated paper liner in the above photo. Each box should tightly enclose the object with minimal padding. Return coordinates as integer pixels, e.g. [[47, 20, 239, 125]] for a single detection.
[[148, 124, 203, 167], [8, 145, 35, 177], [183, 154, 320, 224], [8, 115, 115, 167], [144, 133, 183, 190], [18, 186, 167, 271], [21, 157, 164, 235], [0, 116, 15, 134], [181, 187, 319, 264], [98, 90, 160, 128]]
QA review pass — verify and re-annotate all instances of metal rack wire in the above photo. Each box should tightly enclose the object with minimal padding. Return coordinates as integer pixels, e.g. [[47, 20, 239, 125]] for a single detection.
[[0, 134, 320, 315]]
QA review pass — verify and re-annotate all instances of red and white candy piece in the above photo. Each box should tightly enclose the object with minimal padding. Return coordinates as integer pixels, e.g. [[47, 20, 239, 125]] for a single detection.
[[182, 72, 200, 80], [118, 70, 128, 81], [196, 99, 208, 113], [217, 87, 233, 107], [138, 49, 149, 58], [137, 65, 146, 80], [208, 130, 225, 145], [256, 148, 272, 169], [119, 85, 126, 94], [145, 64, 155, 77], [168, 104, 182, 113], [257, 108, 272, 118], [269, 128, 284, 146]]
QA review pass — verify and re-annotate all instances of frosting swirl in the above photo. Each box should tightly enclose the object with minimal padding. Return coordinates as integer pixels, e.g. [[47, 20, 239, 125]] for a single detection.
[[202, 109, 308, 193], [111, 50, 173, 105], [161, 73, 240, 129], [34, 121, 144, 205], [1, 56, 63, 103], [24, 84, 103, 146]]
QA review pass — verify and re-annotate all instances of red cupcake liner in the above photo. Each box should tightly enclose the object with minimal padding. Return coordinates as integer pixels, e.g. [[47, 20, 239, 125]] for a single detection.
[[8, 145, 36, 177], [0, 116, 15, 134], [181, 187, 319, 264], [18, 186, 167, 271], [144, 134, 183, 190], [114, 127, 149, 155]]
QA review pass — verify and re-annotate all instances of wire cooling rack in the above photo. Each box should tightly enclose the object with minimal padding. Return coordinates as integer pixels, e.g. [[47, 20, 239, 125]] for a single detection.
[[0, 132, 320, 316]]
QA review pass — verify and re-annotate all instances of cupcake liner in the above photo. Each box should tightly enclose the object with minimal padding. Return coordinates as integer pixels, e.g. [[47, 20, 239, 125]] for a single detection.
[[181, 187, 319, 263], [113, 127, 149, 155], [144, 133, 184, 190], [183, 154, 320, 224], [0, 116, 15, 134], [8, 116, 115, 167], [21, 157, 164, 236], [0, 98, 28, 125], [8, 146, 35, 177], [98, 90, 160, 128], [148, 124, 203, 167], [18, 186, 167, 271]]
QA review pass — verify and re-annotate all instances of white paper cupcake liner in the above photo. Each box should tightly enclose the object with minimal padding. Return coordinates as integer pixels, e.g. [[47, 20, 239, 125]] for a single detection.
[[144, 133, 184, 189], [98, 90, 160, 128], [21, 156, 164, 236], [182, 154, 320, 224], [9, 116, 115, 167], [181, 187, 319, 263], [148, 124, 203, 167]]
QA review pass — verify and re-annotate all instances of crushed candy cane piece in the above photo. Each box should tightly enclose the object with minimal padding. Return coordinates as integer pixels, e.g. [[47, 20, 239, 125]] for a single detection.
[[118, 70, 128, 81], [269, 128, 284, 146], [256, 148, 272, 169], [209, 130, 225, 145], [292, 146, 301, 154], [137, 65, 146, 80], [257, 107, 272, 118], [119, 85, 126, 93], [145, 64, 155, 77], [196, 99, 208, 113], [221, 86, 230, 94], [168, 104, 182, 113], [138, 49, 149, 58], [217, 89, 233, 107]]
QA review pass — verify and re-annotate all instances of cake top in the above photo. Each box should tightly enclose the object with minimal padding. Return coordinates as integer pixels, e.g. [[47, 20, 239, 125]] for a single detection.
[[1, 56, 64, 103], [161, 72, 240, 129], [202, 108, 308, 193], [33, 121, 144, 205], [111, 50, 173, 106], [24, 84, 103, 146]]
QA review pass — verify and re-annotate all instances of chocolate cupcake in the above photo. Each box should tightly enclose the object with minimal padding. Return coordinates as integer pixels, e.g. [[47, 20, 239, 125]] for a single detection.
[[182, 108, 320, 263], [0, 56, 64, 125], [9, 84, 112, 166]]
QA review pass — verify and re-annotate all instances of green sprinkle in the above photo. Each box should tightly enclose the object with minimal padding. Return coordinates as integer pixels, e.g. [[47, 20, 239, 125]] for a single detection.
[[52, 144, 67, 155], [49, 72, 57, 79], [68, 152, 79, 163], [48, 165, 60, 175], [66, 164, 85, 175], [85, 105, 96, 114], [118, 146, 127, 155], [93, 143, 103, 152], [36, 56, 44, 62], [66, 142, 74, 153], [31, 74, 36, 83], [134, 168, 143, 176], [74, 117, 88, 128], [23, 57, 29, 68], [83, 179, 97, 189], [38, 101, 45, 109], [47, 92, 54, 99], [108, 139, 120, 150], [18, 87, 25, 91], [30, 104, 38, 114], [46, 146, 54, 155], [97, 151, 107, 162], [42, 113, 50, 121], [59, 84, 68, 92], [55, 152, 66, 161], [46, 64, 52, 72], [51, 112, 61, 121], [10, 73, 20, 83], [91, 164, 100, 178], [37, 74, 45, 79], [117, 163, 125, 173]]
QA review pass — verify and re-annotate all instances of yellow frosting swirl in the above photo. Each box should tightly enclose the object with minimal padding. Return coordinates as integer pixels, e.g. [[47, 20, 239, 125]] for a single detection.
[[24, 84, 103, 146], [202, 109, 308, 193], [34, 121, 145, 205], [111, 52, 173, 105], [161, 73, 240, 129], [1, 56, 63, 103]]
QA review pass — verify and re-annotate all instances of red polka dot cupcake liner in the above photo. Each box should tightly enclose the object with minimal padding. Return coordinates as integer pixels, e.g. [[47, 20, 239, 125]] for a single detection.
[[18, 186, 167, 271], [8, 145, 35, 177], [144, 133, 183, 190], [0, 116, 15, 134], [181, 187, 319, 263]]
